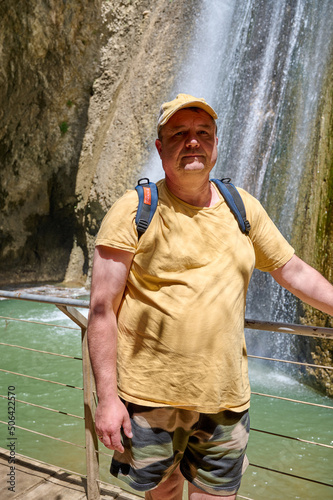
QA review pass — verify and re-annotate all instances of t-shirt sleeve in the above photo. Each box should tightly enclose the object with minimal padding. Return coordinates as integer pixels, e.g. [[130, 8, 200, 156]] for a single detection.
[[95, 189, 139, 253], [240, 189, 295, 272]]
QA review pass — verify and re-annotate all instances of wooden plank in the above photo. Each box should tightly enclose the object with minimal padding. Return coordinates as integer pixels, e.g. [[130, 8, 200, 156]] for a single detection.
[[56, 304, 100, 498], [57, 305, 88, 329], [0, 448, 142, 499], [0, 449, 85, 500], [81, 324, 100, 499]]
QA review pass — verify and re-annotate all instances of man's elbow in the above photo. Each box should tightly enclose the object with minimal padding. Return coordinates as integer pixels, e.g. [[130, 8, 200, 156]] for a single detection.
[[269, 255, 305, 291]]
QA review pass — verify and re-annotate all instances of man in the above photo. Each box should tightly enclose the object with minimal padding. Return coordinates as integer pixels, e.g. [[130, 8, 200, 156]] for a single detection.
[[87, 94, 333, 499]]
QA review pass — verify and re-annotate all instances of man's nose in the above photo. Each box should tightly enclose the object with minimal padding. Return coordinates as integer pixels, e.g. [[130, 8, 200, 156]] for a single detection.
[[186, 135, 200, 148]]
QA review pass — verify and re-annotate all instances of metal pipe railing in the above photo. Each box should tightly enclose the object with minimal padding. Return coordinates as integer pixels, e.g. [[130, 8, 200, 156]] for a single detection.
[[1, 289, 332, 338], [0, 289, 89, 308]]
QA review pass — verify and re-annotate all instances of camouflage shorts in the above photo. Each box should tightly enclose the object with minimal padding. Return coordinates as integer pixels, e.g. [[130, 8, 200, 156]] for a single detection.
[[110, 402, 250, 495]]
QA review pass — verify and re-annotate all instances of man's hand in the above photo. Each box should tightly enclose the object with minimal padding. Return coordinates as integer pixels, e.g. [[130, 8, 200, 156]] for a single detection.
[[95, 396, 133, 452]]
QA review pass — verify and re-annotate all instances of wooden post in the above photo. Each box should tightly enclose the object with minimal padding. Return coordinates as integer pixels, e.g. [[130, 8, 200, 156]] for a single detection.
[[57, 306, 100, 500]]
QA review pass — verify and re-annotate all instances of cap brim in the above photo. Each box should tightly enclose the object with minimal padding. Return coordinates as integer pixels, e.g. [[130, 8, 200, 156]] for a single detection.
[[158, 100, 218, 130]]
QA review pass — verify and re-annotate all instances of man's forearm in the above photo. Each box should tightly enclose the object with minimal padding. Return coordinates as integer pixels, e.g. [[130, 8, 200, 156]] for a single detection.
[[87, 311, 119, 402], [86, 245, 133, 451], [271, 255, 333, 316]]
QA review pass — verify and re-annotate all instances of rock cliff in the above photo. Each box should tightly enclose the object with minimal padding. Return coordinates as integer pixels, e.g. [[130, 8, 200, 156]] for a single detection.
[[293, 56, 333, 394], [0, 0, 100, 284], [0, 0, 199, 285]]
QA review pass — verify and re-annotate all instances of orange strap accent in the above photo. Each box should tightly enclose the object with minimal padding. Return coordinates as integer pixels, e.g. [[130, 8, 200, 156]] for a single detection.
[[143, 187, 151, 205]]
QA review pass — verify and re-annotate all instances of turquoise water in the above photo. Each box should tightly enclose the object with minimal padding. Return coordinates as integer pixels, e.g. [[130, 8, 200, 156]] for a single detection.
[[0, 293, 332, 499]]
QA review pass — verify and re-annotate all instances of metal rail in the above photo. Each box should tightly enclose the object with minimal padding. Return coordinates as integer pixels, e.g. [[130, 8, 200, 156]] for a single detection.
[[0, 289, 332, 500], [2, 289, 333, 337], [0, 314, 80, 329], [0, 290, 89, 308], [0, 394, 83, 419]]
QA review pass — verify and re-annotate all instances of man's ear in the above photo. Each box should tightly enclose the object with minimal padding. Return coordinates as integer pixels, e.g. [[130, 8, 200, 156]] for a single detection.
[[155, 139, 162, 158]]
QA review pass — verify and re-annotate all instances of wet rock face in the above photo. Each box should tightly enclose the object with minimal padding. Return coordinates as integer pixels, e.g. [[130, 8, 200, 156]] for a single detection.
[[0, 0, 200, 286], [295, 59, 333, 394], [69, 0, 201, 284], [0, 0, 101, 285]]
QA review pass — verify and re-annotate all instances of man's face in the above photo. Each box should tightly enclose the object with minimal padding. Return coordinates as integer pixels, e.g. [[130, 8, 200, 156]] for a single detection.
[[155, 108, 218, 185]]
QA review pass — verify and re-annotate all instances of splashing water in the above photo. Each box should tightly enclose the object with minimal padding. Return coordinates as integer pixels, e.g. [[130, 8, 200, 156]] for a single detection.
[[143, 0, 333, 359]]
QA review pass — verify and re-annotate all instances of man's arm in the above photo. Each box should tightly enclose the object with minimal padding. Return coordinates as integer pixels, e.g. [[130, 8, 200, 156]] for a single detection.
[[87, 245, 134, 452], [270, 254, 333, 316]]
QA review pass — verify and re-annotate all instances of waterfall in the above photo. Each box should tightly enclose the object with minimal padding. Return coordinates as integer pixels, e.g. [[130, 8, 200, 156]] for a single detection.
[[144, 0, 333, 361]]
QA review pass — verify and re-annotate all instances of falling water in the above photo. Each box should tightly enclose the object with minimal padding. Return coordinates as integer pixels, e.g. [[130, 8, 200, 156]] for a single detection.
[[145, 0, 333, 360]]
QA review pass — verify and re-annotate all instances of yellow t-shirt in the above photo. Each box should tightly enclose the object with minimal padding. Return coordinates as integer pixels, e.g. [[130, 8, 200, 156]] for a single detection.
[[96, 179, 294, 413]]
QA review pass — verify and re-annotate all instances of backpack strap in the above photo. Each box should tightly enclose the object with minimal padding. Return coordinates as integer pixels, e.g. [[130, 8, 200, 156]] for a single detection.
[[211, 178, 251, 234], [135, 178, 159, 239], [135, 177, 250, 238]]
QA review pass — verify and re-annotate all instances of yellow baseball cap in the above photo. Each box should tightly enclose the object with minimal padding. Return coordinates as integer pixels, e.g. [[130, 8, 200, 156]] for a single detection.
[[157, 93, 218, 133]]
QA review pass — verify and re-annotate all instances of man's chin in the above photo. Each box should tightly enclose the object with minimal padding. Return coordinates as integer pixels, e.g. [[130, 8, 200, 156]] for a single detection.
[[183, 162, 205, 171]]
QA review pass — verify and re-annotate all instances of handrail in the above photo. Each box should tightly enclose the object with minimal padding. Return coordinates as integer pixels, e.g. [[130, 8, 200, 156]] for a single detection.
[[245, 318, 333, 339], [0, 289, 332, 500], [1, 289, 332, 338], [0, 290, 89, 308]]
